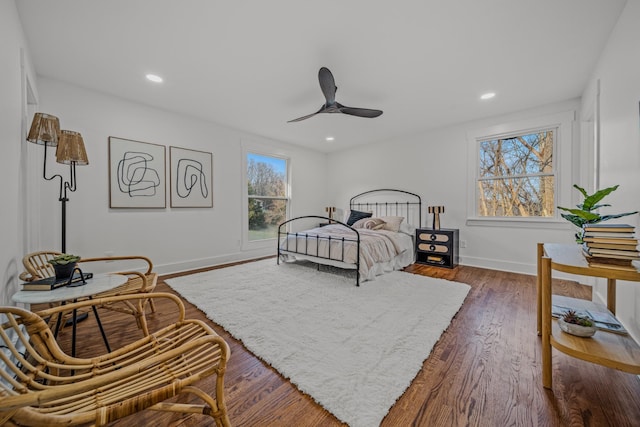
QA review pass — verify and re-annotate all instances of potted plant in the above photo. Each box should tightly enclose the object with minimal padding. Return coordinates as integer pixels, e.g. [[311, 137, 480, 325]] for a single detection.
[[48, 254, 81, 280], [557, 184, 638, 243], [558, 309, 596, 337]]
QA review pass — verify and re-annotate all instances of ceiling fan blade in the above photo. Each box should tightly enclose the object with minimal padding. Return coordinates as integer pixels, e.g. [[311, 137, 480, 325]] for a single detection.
[[338, 105, 383, 118], [318, 67, 337, 104], [287, 105, 327, 122]]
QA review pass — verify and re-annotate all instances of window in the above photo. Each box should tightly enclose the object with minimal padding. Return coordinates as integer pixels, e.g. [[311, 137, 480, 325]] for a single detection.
[[466, 110, 575, 227], [246, 152, 288, 241], [477, 129, 555, 217]]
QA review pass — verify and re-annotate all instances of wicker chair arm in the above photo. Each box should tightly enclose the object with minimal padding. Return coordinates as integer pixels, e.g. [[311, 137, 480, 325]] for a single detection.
[[79, 255, 154, 275], [34, 292, 183, 322], [0, 333, 228, 412]]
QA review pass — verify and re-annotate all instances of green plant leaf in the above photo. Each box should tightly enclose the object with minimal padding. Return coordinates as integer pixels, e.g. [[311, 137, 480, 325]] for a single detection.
[[582, 185, 619, 211], [574, 184, 588, 198], [558, 207, 601, 221], [599, 211, 639, 222]]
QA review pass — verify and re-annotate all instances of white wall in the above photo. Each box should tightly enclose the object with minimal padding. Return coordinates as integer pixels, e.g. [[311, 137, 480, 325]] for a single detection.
[[582, 0, 640, 341], [0, 0, 39, 305], [327, 99, 580, 275], [35, 78, 327, 274]]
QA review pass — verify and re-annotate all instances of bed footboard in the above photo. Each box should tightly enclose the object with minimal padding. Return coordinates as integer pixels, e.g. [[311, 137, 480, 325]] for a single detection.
[[277, 215, 361, 286]]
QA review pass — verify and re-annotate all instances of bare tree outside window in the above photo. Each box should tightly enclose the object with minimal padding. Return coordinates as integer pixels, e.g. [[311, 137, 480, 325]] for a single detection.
[[247, 153, 288, 240], [477, 130, 554, 217]]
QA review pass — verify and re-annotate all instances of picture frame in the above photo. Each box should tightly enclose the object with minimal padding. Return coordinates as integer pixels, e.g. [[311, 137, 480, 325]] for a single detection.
[[108, 137, 166, 208], [169, 146, 213, 208]]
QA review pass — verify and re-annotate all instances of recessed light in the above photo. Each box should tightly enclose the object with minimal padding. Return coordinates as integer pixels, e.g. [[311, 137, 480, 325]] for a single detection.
[[146, 74, 163, 83], [325, 136, 335, 142], [480, 92, 496, 100]]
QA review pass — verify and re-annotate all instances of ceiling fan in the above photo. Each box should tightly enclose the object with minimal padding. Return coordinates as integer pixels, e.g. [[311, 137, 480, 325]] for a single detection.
[[288, 67, 383, 122]]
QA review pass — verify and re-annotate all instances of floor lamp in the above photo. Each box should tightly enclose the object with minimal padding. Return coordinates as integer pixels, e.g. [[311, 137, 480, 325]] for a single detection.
[[27, 113, 89, 253]]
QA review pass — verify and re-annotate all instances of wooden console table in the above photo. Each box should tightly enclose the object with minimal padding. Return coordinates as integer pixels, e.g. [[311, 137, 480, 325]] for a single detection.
[[537, 243, 640, 389]]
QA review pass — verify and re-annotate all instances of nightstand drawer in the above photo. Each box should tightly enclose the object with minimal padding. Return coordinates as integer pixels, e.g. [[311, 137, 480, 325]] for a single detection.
[[418, 232, 449, 243], [417, 243, 449, 253]]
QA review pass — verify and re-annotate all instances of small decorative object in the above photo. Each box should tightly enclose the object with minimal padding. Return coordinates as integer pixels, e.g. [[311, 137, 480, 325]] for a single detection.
[[557, 184, 638, 243], [428, 206, 445, 230], [48, 254, 81, 280], [325, 206, 335, 223], [558, 310, 596, 337]]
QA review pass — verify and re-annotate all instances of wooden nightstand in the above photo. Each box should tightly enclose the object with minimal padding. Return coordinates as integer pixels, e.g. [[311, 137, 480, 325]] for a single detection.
[[415, 228, 459, 268]]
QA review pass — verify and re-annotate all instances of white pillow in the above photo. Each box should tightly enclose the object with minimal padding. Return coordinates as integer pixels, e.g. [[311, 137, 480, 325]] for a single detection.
[[353, 217, 387, 230], [380, 216, 404, 232]]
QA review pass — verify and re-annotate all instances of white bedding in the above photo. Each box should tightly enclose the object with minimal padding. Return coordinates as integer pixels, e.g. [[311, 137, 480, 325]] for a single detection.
[[279, 224, 414, 282]]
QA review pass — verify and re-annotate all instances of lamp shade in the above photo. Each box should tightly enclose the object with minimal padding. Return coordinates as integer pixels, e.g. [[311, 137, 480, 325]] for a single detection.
[[56, 130, 89, 165], [27, 113, 61, 146]]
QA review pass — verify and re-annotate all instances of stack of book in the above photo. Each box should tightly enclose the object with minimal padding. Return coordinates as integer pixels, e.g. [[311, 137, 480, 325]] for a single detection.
[[582, 223, 640, 271]]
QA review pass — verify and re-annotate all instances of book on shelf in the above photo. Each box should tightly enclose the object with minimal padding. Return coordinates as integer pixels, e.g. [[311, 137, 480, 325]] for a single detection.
[[586, 247, 640, 258], [582, 231, 636, 239], [583, 223, 635, 233], [586, 241, 638, 250], [583, 236, 638, 245], [551, 303, 628, 335], [21, 272, 93, 291]]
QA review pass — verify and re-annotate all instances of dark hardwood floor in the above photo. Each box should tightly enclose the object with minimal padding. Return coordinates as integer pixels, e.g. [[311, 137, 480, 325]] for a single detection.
[[47, 261, 640, 426]]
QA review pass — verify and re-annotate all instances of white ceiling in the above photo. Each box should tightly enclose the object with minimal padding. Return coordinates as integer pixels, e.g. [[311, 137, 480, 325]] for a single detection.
[[16, 0, 626, 153]]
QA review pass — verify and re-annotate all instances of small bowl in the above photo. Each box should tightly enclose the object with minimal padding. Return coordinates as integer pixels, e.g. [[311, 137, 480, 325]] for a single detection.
[[558, 318, 597, 337]]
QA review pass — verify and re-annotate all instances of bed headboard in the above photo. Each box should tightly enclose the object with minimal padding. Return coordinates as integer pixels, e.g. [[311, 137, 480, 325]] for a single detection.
[[349, 189, 422, 228]]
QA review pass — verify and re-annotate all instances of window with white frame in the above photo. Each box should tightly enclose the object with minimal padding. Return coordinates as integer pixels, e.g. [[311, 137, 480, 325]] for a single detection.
[[466, 110, 574, 226], [246, 152, 289, 241], [477, 129, 555, 217]]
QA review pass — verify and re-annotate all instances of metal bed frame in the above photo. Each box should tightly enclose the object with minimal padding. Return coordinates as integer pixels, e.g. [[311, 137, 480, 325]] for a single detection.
[[277, 189, 422, 286]]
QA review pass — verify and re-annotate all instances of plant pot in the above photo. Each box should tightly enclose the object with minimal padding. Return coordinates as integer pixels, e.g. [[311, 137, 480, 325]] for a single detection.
[[558, 318, 597, 337], [53, 262, 77, 280]]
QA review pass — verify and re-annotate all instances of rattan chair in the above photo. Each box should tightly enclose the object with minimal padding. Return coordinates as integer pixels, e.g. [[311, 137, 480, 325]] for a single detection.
[[20, 251, 158, 335], [0, 293, 231, 426]]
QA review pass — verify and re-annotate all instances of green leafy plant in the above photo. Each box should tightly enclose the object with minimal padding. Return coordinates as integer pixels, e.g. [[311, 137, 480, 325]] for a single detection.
[[557, 184, 638, 242], [47, 254, 81, 266], [561, 310, 593, 327]]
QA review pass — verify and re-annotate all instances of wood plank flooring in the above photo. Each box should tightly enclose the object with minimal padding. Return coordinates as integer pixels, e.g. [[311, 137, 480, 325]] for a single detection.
[[46, 261, 640, 426]]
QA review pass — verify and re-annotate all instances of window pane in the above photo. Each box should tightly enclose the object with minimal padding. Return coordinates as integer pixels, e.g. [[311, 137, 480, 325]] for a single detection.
[[477, 176, 555, 217], [248, 198, 287, 240], [479, 131, 553, 178], [247, 153, 287, 197]]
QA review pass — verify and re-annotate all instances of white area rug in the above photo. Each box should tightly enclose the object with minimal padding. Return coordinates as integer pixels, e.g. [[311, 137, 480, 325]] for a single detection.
[[166, 259, 470, 427]]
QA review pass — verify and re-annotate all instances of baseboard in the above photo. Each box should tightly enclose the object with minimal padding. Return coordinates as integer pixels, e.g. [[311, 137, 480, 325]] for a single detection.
[[460, 255, 534, 276], [460, 255, 592, 283], [155, 248, 274, 276]]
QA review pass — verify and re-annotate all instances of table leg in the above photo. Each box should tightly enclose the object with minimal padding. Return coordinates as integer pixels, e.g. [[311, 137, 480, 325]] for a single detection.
[[541, 256, 552, 389], [607, 278, 616, 315], [91, 305, 111, 353], [71, 308, 77, 358], [537, 243, 543, 335]]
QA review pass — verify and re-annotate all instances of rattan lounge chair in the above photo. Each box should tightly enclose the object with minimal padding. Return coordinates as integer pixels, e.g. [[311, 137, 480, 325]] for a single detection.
[[0, 293, 231, 426], [20, 251, 158, 336]]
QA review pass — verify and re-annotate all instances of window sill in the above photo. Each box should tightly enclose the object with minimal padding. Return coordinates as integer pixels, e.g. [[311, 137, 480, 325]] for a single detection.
[[466, 217, 572, 230]]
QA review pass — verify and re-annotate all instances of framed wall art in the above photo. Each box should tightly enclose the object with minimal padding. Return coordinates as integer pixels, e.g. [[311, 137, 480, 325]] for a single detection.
[[108, 137, 166, 208], [169, 146, 213, 208]]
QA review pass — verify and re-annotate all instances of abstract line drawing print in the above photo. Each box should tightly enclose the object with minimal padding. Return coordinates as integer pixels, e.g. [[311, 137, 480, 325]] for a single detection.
[[117, 151, 161, 197], [170, 146, 213, 208], [175, 158, 208, 199], [109, 137, 166, 208]]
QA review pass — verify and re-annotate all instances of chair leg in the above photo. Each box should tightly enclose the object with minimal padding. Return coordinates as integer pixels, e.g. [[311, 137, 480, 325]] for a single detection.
[[148, 297, 156, 313]]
